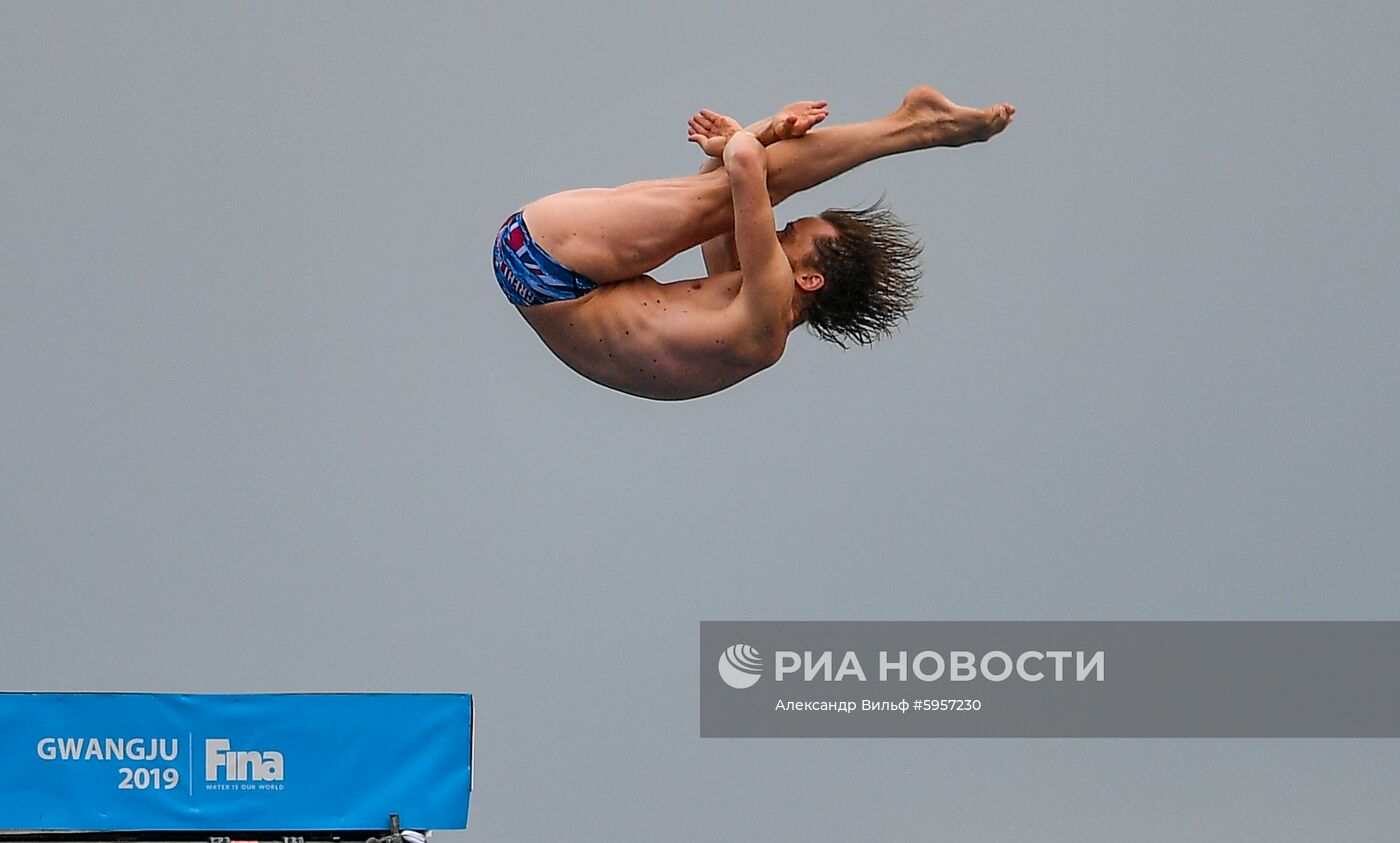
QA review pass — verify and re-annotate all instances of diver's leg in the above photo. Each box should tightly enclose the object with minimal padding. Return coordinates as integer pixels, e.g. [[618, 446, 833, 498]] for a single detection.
[[520, 175, 733, 285], [521, 87, 1013, 284], [764, 86, 1014, 204]]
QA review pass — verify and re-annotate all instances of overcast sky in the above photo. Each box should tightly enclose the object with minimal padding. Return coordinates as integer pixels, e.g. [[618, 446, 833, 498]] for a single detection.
[[3, 2, 1398, 840]]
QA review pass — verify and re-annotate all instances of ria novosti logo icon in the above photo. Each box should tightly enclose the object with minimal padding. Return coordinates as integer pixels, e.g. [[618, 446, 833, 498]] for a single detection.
[[717, 644, 763, 689]]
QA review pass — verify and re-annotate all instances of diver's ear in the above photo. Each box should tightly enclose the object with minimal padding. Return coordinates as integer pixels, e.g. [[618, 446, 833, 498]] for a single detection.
[[795, 270, 825, 293]]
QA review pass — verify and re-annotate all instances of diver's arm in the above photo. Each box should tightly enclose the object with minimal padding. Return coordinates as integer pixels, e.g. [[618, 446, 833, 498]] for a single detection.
[[723, 132, 791, 333]]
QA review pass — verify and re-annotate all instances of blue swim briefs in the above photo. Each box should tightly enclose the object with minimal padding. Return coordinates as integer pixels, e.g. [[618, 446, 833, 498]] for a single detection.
[[493, 211, 597, 307]]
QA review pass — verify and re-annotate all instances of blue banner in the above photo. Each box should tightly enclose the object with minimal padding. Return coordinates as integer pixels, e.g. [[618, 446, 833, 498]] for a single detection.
[[0, 693, 472, 831]]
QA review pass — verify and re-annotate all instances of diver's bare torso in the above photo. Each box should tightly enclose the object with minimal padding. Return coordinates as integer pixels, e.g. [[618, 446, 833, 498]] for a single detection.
[[517, 270, 783, 401]]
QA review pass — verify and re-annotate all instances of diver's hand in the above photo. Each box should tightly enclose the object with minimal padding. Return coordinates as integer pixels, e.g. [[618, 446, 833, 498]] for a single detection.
[[688, 109, 743, 158], [770, 100, 828, 141]]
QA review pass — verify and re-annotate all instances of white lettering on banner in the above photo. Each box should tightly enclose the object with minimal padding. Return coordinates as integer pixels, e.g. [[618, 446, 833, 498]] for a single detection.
[[36, 737, 178, 762], [205, 738, 284, 782]]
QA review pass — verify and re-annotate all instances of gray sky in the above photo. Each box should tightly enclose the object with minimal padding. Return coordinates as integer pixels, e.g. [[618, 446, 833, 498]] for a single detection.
[[3, 1, 1398, 840]]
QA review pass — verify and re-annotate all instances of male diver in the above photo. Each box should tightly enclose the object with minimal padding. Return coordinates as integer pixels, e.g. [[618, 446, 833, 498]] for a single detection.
[[492, 85, 1015, 400]]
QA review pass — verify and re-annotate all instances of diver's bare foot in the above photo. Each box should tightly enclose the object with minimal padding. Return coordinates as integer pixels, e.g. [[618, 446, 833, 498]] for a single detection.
[[898, 85, 1015, 147]]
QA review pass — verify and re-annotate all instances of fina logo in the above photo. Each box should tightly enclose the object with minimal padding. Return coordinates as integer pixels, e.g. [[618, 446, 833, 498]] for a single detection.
[[205, 738, 284, 782], [717, 644, 764, 689]]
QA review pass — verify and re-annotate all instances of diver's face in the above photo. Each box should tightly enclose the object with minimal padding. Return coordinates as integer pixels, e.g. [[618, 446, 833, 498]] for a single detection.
[[777, 216, 839, 267]]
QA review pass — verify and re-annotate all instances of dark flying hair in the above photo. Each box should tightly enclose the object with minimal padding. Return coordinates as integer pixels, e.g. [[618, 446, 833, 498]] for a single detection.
[[803, 199, 922, 348]]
